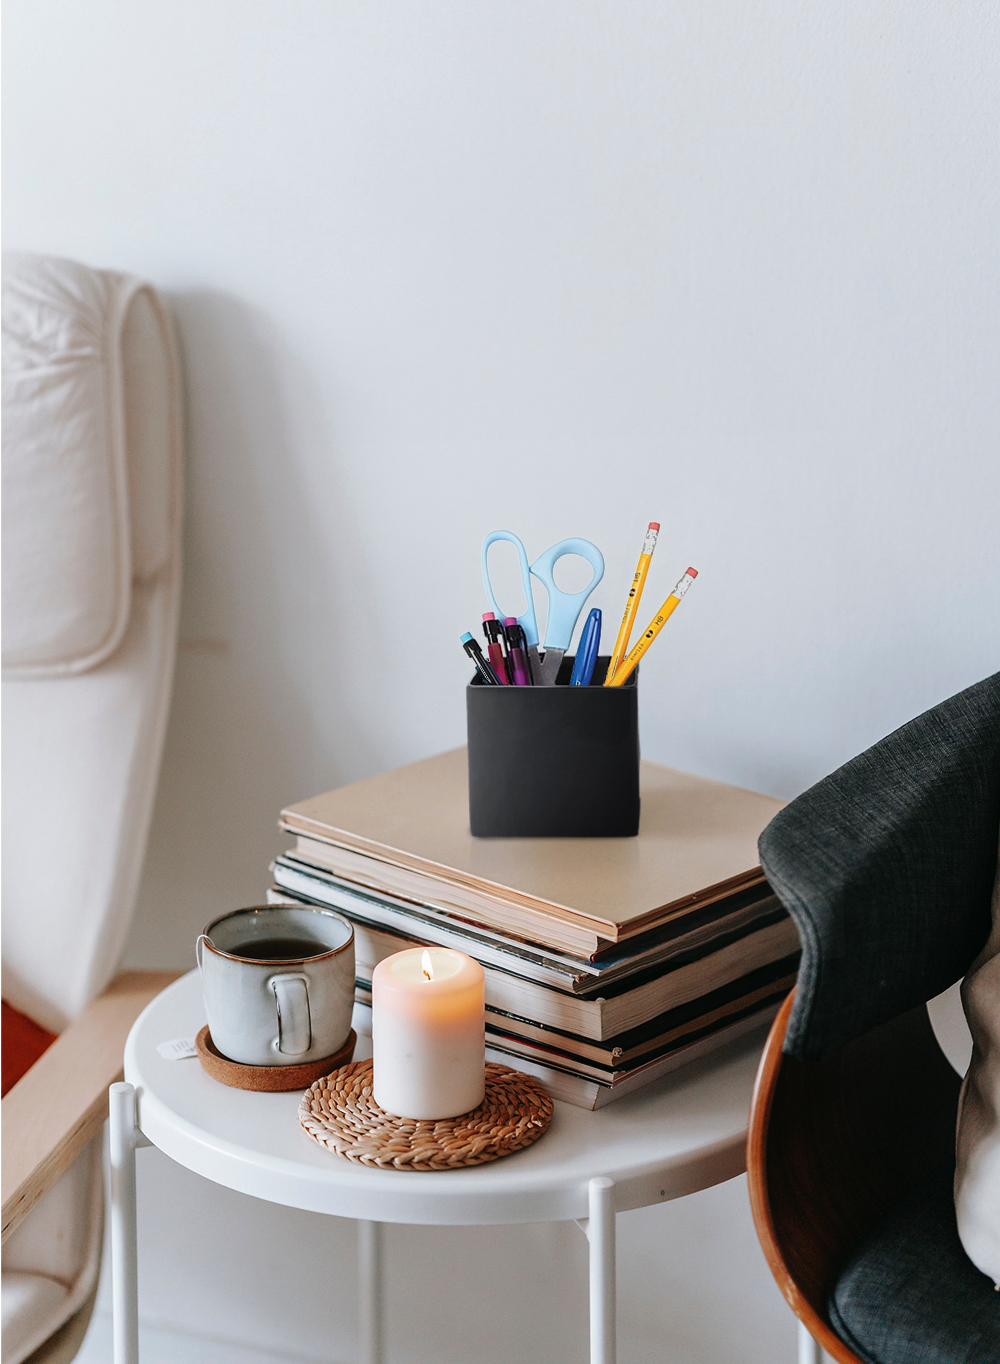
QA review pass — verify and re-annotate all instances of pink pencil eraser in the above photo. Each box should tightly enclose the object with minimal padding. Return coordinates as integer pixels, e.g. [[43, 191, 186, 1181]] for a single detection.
[[686, 568, 698, 577], [648, 522, 660, 531], [482, 612, 496, 621], [503, 617, 517, 626]]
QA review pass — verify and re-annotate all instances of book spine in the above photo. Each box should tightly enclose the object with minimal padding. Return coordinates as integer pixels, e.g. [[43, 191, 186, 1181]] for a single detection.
[[280, 882, 799, 1042], [485, 984, 793, 1078], [291, 834, 607, 954], [274, 858, 789, 997], [486, 1004, 781, 1110], [272, 860, 590, 988], [484, 1046, 601, 1109]]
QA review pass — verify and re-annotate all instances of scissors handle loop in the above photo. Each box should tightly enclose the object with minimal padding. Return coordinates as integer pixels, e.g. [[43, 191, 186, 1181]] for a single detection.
[[530, 538, 605, 651], [481, 530, 540, 647]]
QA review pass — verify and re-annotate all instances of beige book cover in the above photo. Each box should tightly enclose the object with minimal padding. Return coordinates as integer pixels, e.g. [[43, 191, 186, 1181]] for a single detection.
[[280, 749, 784, 943]]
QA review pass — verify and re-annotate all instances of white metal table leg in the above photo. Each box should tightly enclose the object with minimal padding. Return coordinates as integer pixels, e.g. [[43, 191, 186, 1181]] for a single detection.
[[358, 1220, 383, 1364], [109, 1082, 140, 1364], [798, 1320, 822, 1364], [588, 1177, 616, 1364]]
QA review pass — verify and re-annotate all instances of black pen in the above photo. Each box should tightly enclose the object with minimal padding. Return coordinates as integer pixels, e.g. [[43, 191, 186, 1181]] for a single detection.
[[460, 633, 502, 684], [482, 613, 511, 684]]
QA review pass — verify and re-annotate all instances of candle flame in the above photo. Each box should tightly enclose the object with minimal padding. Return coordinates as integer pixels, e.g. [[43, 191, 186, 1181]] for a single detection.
[[421, 950, 433, 981]]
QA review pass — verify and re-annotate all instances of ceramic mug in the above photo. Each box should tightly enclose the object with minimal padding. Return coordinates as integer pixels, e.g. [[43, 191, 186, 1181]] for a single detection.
[[198, 905, 355, 1066]]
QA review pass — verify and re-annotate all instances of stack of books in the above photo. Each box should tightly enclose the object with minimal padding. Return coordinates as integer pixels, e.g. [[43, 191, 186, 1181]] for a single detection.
[[268, 749, 799, 1108]]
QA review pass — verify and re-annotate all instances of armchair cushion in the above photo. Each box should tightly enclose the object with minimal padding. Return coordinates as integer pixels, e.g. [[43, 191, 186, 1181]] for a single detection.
[[828, 1162, 1000, 1364], [955, 837, 1000, 1285], [1, 255, 183, 1032], [1, 1272, 69, 1363], [1, 256, 179, 681], [1, 1003, 55, 1098], [2, 255, 142, 677], [1, 1141, 102, 1364]]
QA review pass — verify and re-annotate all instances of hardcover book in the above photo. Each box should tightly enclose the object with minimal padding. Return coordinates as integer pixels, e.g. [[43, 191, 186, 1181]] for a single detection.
[[280, 748, 785, 954]]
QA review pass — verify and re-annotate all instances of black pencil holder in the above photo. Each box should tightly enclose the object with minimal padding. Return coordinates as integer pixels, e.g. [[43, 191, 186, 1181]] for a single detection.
[[466, 657, 640, 837]]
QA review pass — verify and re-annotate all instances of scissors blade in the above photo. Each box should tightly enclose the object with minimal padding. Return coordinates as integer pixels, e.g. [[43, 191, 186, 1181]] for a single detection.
[[539, 648, 564, 685], [526, 645, 544, 686], [529, 537, 605, 686]]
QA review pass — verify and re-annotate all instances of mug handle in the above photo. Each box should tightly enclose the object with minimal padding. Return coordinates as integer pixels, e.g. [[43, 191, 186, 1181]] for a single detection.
[[196, 934, 210, 973], [269, 974, 312, 1056]]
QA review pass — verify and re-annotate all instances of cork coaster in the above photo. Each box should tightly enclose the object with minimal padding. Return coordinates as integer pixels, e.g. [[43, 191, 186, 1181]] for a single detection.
[[298, 1059, 554, 1170], [196, 1026, 356, 1092]]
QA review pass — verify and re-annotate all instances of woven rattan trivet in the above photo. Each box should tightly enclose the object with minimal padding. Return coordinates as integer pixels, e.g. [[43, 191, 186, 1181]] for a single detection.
[[298, 1060, 554, 1170]]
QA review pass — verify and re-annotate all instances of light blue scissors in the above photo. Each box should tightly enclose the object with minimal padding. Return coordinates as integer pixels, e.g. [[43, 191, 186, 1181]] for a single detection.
[[482, 531, 605, 685]]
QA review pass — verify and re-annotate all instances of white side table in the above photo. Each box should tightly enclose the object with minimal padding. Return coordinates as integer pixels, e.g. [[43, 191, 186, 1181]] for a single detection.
[[112, 971, 770, 1364]]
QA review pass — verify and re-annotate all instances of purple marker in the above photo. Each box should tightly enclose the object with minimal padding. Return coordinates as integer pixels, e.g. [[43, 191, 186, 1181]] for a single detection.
[[502, 618, 532, 686]]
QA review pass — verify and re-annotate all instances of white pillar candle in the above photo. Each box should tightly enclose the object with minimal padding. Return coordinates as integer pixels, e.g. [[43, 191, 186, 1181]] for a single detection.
[[372, 947, 485, 1120]]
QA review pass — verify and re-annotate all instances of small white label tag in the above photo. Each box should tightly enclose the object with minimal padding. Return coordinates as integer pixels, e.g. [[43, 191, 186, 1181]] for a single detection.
[[157, 1036, 198, 1061]]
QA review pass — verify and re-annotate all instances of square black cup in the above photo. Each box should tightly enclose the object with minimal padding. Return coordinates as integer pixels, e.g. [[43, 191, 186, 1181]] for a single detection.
[[467, 656, 639, 837]]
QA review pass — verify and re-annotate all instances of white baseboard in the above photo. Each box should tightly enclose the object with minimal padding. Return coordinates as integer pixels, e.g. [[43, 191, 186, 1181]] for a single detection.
[[75, 1311, 336, 1364]]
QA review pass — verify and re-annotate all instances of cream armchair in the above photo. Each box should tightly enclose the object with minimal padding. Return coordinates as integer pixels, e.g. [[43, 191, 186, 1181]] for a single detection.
[[2, 255, 184, 1363]]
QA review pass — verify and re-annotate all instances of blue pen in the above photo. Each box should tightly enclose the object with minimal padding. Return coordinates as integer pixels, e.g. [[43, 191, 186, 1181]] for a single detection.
[[570, 608, 602, 686]]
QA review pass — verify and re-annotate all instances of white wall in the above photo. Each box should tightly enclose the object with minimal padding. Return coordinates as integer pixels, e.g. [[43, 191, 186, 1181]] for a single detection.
[[6, 3, 998, 1361]]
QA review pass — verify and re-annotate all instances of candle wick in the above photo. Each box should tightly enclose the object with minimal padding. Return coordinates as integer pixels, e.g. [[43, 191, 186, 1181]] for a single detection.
[[422, 969, 431, 980], [421, 949, 434, 982]]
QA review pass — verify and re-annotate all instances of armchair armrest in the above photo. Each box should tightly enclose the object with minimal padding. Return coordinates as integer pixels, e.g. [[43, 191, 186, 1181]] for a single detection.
[[2, 971, 180, 1242]]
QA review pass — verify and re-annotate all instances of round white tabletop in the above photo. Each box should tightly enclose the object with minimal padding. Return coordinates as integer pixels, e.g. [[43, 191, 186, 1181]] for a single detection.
[[125, 970, 767, 1227]]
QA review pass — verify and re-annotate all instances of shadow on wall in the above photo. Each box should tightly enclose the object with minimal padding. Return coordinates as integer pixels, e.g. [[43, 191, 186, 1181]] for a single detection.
[[123, 289, 374, 971]]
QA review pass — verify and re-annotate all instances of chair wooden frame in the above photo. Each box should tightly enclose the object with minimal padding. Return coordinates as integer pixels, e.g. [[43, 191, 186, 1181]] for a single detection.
[[2, 971, 179, 1245], [747, 989, 962, 1364]]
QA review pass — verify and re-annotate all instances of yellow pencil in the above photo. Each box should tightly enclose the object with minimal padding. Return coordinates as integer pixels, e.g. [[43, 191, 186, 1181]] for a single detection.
[[603, 522, 660, 685], [605, 568, 698, 687]]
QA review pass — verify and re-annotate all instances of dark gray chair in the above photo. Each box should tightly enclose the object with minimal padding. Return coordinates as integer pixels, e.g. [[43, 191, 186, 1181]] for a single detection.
[[746, 672, 1000, 1364]]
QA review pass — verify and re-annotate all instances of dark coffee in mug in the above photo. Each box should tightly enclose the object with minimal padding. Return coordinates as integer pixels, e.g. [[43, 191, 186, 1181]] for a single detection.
[[226, 936, 329, 961], [198, 905, 355, 1065]]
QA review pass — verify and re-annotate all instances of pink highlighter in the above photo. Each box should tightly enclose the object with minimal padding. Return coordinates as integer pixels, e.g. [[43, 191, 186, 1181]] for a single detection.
[[502, 618, 532, 686]]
